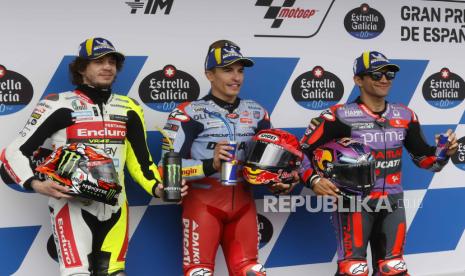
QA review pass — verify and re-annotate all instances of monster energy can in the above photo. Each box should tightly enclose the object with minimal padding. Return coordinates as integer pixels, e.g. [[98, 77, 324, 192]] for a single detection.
[[162, 151, 182, 202], [221, 141, 238, 186]]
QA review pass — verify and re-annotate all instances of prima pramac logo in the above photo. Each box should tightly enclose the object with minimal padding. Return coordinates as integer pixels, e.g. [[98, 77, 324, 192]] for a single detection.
[[422, 67, 465, 109], [291, 66, 344, 110], [344, 3, 385, 39], [0, 65, 33, 115], [138, 65, 200, 112]]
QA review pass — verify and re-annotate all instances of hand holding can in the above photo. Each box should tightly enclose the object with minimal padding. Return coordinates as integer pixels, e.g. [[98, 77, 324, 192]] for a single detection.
[[221, 141, 238, 186], [435, 133, 450, 161]]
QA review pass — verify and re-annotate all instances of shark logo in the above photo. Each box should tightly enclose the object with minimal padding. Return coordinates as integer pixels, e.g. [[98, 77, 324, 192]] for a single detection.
[[94, 39, 115, 51]]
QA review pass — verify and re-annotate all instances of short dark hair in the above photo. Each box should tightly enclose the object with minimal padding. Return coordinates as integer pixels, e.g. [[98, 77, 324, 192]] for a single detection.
[[69, 55, 124, 85]]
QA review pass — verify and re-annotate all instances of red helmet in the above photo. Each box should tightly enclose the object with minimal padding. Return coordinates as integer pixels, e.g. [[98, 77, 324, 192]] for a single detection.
[[36, 143, 122, 205], [243, 129, 303, 185]]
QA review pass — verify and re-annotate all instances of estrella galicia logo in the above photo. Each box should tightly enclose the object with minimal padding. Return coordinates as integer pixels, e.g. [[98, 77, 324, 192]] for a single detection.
[[344, 3, 385, 39], [254, 0, 335, 38], [125, 0, 173, 15], [422, 68, 465, 109], [0, 64, 33, 115], [452, 136, 465, 171], [138, 65, 199, 112], [258, 214, 273, 248], [291, 66, 344, 110]]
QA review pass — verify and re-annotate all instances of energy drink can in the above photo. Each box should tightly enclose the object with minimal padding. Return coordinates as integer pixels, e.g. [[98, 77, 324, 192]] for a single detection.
[[221, 141, 238, 186], [162, 151, 182, 202], [435, 134, 449, 161]]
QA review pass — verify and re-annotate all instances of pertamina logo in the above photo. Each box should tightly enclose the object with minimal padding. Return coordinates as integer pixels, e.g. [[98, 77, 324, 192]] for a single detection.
[[125, 0, 173, 15], [254, 0, 335, 38], [344, 3, 385, 39], [291, 66, 344, 110], [139, 65, 199, 112], [422, 67, 465, 109], [0, 64, 33, 115]]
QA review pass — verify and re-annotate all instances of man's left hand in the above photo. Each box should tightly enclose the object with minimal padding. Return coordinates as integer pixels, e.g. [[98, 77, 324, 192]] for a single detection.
[[268, 172, 300, 195]]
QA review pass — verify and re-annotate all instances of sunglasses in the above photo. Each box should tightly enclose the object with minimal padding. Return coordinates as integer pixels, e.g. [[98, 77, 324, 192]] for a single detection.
[[362, 71, 396, 81]]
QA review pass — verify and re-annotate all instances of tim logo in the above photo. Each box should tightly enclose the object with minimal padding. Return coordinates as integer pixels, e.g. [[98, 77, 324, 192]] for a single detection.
[[125, 0, 173, 15]]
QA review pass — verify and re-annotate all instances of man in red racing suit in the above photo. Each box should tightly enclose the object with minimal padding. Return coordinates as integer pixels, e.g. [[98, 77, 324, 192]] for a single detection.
[[160, 40, 269, 276], [300, 51, 458, 276]]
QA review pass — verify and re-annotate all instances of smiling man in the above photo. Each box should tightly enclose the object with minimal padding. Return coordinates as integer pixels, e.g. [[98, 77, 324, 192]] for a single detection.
[[0, 37, 187, 275], [300, 51, 458, 276], [160, 40, 270, 276]]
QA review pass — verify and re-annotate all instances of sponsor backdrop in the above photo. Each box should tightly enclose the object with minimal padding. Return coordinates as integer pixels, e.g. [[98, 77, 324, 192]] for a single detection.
[[1, 0, 465, 275]]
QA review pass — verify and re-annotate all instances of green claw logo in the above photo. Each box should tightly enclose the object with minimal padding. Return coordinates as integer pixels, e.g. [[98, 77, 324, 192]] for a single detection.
[[57, 150, 81, 176], [166, 164, 180, 185]]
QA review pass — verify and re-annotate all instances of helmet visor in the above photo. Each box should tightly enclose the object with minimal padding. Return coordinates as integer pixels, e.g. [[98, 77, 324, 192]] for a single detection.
[[88, 160, 119, 184], [330, 160, 375, 191], [247, 141, 296, 168]]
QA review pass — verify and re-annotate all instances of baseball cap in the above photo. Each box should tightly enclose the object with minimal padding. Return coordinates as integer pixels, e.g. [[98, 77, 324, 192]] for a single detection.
[[205, 40, 254, 70], [78, 37, 125, 62], [353, 51, 399, 76]]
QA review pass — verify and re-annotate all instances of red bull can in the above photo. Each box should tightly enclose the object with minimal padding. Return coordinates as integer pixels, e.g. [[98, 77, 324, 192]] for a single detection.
[[221, 141, 238, 186], [435, 134, 449, 161]]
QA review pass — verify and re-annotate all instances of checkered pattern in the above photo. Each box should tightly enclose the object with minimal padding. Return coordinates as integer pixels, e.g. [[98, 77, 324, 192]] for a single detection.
[[255, 0, 296, 28]]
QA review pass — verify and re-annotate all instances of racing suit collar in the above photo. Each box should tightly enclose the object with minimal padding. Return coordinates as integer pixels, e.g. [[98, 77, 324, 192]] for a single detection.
[[76, 84, 112, 105], [203, 93, 241, 114], [354, 96, 387, 118]]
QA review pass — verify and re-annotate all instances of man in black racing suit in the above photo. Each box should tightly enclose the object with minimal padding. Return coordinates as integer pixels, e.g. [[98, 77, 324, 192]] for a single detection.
[[300, 51, 458, 276]]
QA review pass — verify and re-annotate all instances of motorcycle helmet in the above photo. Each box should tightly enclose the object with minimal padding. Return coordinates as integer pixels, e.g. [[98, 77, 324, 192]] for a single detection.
[[243, 129, 303, 185], [36, 143, 122, 205], [312, 137, 375, 197]]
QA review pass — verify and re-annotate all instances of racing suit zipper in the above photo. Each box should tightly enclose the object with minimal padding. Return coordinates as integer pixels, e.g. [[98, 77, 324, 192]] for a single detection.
[[231, 121, 237, 211], [98, 102, 107, 213], [379, 118, 387, 195]]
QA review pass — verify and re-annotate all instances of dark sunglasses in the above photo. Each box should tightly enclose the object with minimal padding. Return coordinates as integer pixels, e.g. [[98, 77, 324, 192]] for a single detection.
[[363, 71, 396, 81]]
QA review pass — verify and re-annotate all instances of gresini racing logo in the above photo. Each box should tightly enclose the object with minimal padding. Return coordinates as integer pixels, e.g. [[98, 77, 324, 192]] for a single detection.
[[125, 0, 173, 15], [254, 0, 335, 38]]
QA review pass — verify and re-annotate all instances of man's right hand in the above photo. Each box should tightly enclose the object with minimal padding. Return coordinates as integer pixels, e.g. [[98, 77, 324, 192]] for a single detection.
[[31, 179, 72, 200], [212, 140, 235, 171], [311, 177, 340, 197]]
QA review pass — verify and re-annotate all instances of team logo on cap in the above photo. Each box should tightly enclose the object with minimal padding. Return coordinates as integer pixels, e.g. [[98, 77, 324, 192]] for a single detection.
[[344, 3, 385, 39], [138, 65, 200, 112], [422, 67, 465, 109], [291, 66, 344, 110], [0, 64, 34, 115]]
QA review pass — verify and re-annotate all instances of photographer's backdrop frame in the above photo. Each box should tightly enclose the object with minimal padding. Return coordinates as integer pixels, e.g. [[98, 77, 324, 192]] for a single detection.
[[1, 0, 465, 275]]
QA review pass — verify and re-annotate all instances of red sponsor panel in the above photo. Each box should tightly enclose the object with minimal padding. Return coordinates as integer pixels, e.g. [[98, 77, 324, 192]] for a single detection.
[[67, 121, 126, 140], [386, 172, 402, 185], [352, 212, 363, 248], [55, 204, 82, 268], [389, 119, 409, 128]]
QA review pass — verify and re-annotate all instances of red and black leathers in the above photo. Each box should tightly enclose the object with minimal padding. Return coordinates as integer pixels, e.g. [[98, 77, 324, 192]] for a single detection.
[[161, 93, 270, 276], [300, 97, 448, 276]]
